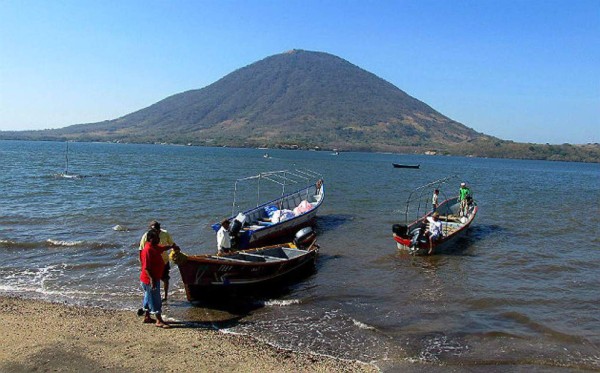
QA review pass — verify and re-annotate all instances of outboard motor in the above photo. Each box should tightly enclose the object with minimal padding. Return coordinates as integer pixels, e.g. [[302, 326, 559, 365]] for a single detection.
[[229, 213, 246, 236], [229, 213, 246, 250], [293, 227, 316, 248], [410, 226, 427, 249], [392, 224, 408, 237]]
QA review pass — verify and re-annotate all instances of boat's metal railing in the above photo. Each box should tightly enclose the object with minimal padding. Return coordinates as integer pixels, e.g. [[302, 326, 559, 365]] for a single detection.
[[403, 175, 458, 225], [232, 169, 322, 216]]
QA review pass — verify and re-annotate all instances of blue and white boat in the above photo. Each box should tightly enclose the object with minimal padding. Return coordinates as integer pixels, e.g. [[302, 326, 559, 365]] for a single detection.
[[213, 169, 324, 250]]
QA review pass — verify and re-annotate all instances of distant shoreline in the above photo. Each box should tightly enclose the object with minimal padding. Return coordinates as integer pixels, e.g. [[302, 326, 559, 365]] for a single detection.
[[1, 138, 599, 163], [0, 295, 376, 372]]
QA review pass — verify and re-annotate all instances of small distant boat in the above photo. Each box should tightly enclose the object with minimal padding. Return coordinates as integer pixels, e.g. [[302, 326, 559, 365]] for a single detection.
[[263, 153, 270, 158], [212, 169, 324, 250], [392, 176, 478, 255], [175, 228, 319, 301], [392, 163, 420, 169]]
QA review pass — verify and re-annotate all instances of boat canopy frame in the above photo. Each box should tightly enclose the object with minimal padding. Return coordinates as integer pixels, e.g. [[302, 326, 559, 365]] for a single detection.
[[403, 175, 468, 225], [232, 169, 322, 216]]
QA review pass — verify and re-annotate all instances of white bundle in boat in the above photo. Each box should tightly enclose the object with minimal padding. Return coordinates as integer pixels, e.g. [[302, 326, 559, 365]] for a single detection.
[[271, 209, 295, 223]]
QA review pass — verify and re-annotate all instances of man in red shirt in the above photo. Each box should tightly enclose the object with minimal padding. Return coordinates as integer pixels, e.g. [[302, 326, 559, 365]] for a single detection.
[[140, 229, 178, 328]]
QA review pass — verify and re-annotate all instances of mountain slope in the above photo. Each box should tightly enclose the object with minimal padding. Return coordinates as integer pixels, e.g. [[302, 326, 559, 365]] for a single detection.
[[21, 50, 487, 149], [2, 49, 598, 162]]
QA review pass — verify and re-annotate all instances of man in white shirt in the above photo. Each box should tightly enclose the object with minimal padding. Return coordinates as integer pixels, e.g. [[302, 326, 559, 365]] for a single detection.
[[426, 212, 443, 255], [432, 189, 439, 212], [216, 219, 231, 255]]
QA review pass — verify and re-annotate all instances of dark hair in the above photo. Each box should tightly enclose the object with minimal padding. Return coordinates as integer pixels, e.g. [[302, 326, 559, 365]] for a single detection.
[[146, 229, 160, 244], [149, 220, 160, 231]]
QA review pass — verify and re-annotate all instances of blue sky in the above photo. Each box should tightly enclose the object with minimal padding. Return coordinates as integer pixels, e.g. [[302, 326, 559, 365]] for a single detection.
[[1, 0, 598, 144]]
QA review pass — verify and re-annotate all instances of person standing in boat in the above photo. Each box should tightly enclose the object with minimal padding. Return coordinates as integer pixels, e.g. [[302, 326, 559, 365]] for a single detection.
[[216, 219, 232, 255], [425, 212, 443, 255], [432, 189, 439, 212], [139, 221, 176, 301], [139, 229, 178, 328], [458, 182, 472, 217]]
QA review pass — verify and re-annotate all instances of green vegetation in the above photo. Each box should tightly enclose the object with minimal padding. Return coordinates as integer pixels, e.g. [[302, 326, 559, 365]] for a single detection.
[[0, 49, 597, 163], [443, 139, 600, 163]]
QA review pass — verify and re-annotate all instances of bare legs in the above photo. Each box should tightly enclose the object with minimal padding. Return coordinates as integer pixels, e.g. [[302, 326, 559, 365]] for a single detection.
[[162, 280, 169, 302]]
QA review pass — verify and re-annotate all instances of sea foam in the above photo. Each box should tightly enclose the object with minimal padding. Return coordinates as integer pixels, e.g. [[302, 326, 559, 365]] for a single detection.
[[351, 318, 376, 330], [263, 299, 301, 307]]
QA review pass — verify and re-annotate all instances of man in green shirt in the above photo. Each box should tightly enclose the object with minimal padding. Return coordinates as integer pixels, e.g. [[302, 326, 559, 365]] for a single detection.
[[458, 182, 472, 217]]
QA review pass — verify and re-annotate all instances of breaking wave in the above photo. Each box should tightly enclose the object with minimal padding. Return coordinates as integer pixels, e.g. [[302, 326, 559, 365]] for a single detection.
[[46, 239, 84, 247]]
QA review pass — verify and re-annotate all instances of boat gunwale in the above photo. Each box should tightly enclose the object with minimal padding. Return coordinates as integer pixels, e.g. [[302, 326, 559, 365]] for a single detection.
[[183, 240, 319, 266]]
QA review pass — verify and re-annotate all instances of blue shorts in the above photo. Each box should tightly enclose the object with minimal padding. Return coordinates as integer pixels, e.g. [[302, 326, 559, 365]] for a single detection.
[[141, 281, 162, 315]]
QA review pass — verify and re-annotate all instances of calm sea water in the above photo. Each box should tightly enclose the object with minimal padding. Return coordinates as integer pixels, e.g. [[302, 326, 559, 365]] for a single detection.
[[1, 140, 598, 371]]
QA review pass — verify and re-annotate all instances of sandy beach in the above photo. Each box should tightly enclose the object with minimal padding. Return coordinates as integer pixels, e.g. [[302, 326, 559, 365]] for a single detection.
[[0, 296, 376, 372]]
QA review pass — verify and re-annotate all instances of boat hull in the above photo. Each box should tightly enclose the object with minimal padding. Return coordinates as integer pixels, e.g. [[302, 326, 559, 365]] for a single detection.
[[392, 163, 420, 169], [245, 208, 318, 247], [177, 243, 318, 301]]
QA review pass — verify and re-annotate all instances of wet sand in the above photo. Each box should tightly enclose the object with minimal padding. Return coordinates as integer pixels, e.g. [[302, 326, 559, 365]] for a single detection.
[[0, 296, 376, 372]]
